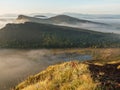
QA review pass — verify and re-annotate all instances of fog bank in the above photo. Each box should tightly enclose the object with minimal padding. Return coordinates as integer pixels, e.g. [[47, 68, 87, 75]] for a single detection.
[[0, 49, 92, 90]]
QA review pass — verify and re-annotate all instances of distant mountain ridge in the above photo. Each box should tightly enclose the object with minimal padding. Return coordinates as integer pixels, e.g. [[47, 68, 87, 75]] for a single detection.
[[15, 14, 116, 34], [16, 14, 106, 25]]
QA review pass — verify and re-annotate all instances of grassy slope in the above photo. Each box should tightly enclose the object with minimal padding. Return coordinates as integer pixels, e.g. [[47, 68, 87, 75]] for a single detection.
[[13, 61, 97, 90], [13, 60, 120, 90]]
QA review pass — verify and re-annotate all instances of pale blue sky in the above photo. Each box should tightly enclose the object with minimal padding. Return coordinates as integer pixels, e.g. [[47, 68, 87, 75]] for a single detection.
[[0, 0, 120, 15]]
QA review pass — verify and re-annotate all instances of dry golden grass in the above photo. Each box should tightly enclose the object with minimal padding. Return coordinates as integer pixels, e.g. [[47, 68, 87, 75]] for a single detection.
[[14, 61, 97, 90]]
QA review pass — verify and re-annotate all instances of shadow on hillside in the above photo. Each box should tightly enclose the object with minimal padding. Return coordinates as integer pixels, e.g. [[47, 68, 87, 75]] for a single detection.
[[89, 63, 120, 90]]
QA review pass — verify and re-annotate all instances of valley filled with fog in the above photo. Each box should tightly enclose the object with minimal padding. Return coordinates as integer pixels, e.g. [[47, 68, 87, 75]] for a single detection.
[[0, 49, 92, 90]]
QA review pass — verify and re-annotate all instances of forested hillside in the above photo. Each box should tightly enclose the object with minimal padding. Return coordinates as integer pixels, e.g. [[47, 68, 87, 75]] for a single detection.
[[0, 22, 120, 48]]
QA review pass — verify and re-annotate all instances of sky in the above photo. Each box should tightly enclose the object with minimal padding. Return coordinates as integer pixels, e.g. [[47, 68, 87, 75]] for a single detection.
[[0, 0, 120, 15]]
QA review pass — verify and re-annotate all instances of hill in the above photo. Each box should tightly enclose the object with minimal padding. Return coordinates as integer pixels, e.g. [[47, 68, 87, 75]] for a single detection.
[[16, 15, 117, 34], [47, 15, 105, 25], [0, 22, 120, 48], [13, 61, 120, 90], [16, 15, 106, 25]]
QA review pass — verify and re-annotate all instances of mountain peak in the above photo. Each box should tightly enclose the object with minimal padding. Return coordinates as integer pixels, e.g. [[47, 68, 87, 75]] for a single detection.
[[15, 14, 106, 26]]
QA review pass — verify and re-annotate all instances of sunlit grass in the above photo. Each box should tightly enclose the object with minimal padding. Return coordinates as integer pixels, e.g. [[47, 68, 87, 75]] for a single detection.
[[14, 61, 97, 90]]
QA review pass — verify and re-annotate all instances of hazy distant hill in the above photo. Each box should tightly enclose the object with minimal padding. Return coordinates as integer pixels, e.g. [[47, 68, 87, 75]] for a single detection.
[[0, 22, 119, 48], [16, 14, 117, 34], [47, 15, 105, 25], [16, 15, 105, 25], [29, 13, 56, 18], [33, 15, 47, 19]]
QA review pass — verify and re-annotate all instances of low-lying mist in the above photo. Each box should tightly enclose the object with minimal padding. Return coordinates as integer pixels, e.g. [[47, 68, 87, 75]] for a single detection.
[[0, 18, 14, 29], [57, 22, 120, 34], [0, 49, 92, 90]]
